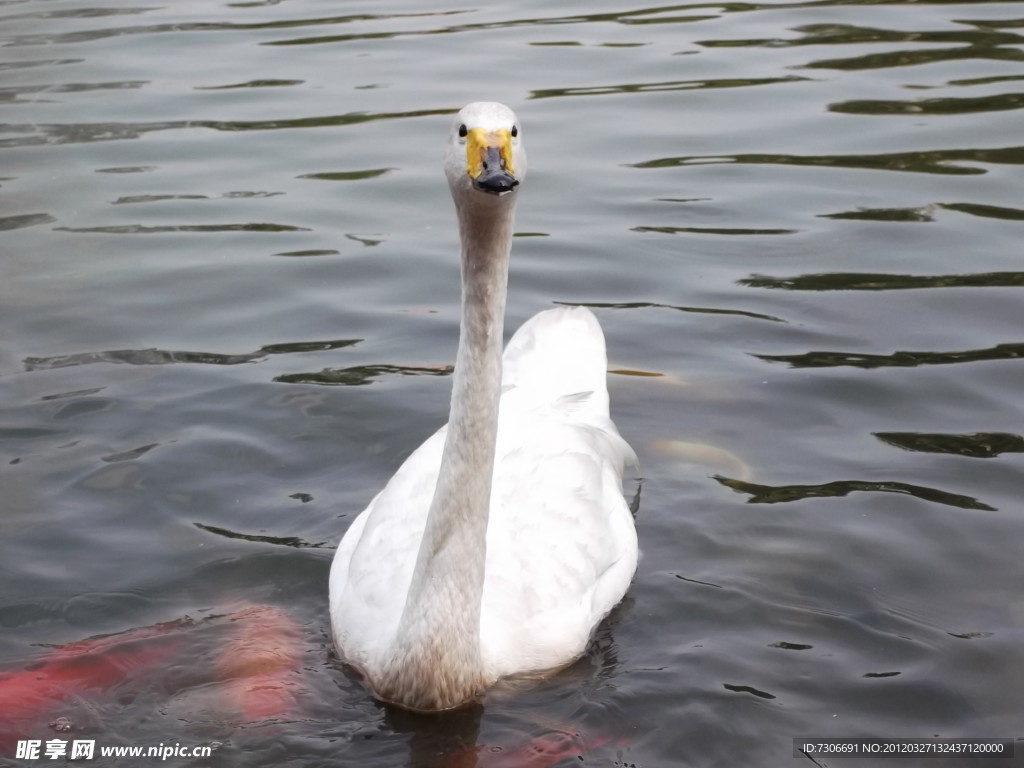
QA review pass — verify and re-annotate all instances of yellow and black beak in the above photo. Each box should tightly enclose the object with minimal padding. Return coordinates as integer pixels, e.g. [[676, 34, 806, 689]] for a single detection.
[[465, 128, 518, 195]]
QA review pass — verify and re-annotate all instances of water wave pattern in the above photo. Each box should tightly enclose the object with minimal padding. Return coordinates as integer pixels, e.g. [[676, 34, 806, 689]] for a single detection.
[[2, 0, 1023, 765]]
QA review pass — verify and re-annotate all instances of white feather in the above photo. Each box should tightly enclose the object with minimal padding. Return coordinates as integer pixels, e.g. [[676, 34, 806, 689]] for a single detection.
[[329, 103, 637, 711]]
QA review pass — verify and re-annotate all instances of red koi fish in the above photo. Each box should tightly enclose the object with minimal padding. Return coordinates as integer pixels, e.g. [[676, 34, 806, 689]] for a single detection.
[[0, 618, 191, 746], [0, 603, 305, 746], [214, 604, 303, 722]]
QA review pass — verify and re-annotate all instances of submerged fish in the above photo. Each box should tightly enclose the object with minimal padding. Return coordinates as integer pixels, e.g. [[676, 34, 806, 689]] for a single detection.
[[0, 618, 191, 746], [214, 604, 304, 722], [0, 604, 303, 746]]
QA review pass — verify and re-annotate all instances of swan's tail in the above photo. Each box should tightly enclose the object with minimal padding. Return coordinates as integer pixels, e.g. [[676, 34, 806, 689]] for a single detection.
[[502, 306, 611, 413]]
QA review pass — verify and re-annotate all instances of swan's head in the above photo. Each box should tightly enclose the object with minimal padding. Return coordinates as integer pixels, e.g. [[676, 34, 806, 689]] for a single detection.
[[445, 102, 525, 201]]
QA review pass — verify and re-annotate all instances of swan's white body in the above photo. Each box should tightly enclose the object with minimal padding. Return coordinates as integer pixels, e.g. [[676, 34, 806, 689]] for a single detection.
[[329, 102, 638, 712]]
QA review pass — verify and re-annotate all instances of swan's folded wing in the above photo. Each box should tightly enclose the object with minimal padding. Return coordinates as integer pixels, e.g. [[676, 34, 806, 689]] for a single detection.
[[328, 427, 446, 670], [478, 399, 638, 678]]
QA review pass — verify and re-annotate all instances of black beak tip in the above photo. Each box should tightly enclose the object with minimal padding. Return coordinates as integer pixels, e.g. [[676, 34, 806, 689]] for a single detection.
[[473, 171, 519, 196]]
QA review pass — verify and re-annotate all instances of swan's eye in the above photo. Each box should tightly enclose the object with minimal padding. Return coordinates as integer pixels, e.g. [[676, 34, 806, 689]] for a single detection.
[[511, 125, 519, 138], [458, 124, 468, 138]]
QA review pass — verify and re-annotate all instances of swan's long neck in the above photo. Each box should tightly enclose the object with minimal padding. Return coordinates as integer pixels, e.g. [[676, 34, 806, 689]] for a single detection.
[[379, 192, 515, 711]]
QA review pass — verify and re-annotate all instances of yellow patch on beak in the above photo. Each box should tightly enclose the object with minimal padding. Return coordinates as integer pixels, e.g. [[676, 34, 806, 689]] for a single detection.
[[465, 127, 515, 179]]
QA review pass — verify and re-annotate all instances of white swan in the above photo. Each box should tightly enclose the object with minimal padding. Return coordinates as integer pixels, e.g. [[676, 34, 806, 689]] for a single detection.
[[329, 102, 638, 712]]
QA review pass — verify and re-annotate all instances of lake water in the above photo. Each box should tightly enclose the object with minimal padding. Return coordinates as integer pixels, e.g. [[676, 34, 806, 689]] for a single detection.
[[2, 0, 1023, 765]]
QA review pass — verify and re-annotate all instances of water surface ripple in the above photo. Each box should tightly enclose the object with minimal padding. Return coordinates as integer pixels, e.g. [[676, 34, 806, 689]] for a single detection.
[[2, 0, 1023, 764]]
